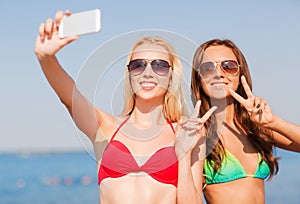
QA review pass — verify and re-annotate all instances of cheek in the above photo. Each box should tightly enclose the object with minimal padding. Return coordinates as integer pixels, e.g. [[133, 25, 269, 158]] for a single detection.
[[129, 77, 139, 93], [200, 80, 209, 95], [156, 71, 172, 91], [230, 77, 240, 91], [159, 77, 170, 90]]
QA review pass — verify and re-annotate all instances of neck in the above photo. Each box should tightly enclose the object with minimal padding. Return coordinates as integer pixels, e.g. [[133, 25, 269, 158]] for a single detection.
[[211, 97, 236, 128], [131, 99, 165, 128]]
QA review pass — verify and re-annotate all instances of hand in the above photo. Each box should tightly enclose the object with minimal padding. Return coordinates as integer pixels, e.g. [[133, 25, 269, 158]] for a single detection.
[[34, 10, 78, 59], [229, 75, 274, 127], [175, 100, 217, 158]]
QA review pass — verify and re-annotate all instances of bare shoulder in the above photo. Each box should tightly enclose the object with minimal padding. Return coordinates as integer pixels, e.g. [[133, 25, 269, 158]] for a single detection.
[[171, 121, 178, 129], [95, 109, 128, 140]]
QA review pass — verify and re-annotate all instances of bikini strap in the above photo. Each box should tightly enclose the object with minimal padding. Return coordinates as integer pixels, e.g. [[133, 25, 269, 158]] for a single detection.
[[166, 119, 175, 133], [110, 116, 130, 141]]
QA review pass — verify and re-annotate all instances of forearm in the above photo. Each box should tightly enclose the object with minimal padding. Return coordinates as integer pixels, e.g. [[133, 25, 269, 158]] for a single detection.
[[268, 115, 300, 151], [177, 153, 203, 204], [38, 55, 103, 140], [37, 55, 76, 107]]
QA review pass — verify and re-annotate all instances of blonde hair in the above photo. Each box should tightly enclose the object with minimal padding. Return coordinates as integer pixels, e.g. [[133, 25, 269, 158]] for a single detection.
[[121, 36, 186, 122]]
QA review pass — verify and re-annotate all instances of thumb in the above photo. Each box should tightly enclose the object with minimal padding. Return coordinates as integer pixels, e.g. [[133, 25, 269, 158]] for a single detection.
[[62, 35, 79, 46], [175, 117, 188, 132]]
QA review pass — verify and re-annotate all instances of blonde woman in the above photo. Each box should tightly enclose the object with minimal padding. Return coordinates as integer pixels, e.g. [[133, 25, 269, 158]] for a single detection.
[[35, 10, 190, 204]]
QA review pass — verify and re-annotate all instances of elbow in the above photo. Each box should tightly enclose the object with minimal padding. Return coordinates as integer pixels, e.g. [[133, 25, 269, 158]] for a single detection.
[[277, 142, 300, 153], [287, 142, 300, 153], [291, 143, 300, 152], [60, 99, 73, 115], [176, 192, 203, 204]]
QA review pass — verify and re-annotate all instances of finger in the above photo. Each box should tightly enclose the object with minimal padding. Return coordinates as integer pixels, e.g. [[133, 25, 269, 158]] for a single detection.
[[38, 23, 46, 41], [251, 102, 261, 116], [182, 118, 201, 130], [65, 10, 72, 16], [257, 98, 269, 109], [253, 97, 268, 114], [254, 97, 262, 109], [188, 117, 202, 123], [45, 18, 54, 39], [241, 75, 254, 99], [179, 117, 189, 125], [175, 117, 189, 132], [200, 106, 217, 123], [258, 109, 263, 121], [189, 108, 216, 124], [195, 124, 206, 132], [260, 99, 267, 106], [55, 10, 64, 27], [63, 35, 79, 45], [260, 100, 268, 111], [229, 88, 246, 105], [190, 100, 201, 119]]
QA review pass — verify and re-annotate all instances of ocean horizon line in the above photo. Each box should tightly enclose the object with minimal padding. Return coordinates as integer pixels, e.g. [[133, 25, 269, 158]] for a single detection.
[[0, 148, 93, 156]]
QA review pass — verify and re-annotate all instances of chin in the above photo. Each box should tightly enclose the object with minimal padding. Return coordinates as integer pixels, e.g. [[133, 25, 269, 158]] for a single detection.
[[207, 91, 232, 102]]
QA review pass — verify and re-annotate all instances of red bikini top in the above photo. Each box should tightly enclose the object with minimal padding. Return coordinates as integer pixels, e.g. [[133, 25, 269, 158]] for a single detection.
[[98, 117, 178, 187]]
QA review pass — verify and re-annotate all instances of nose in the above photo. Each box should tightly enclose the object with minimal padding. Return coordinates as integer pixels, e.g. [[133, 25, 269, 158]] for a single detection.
[[214, 63, 224, 78], [142, 63, 153, 77]]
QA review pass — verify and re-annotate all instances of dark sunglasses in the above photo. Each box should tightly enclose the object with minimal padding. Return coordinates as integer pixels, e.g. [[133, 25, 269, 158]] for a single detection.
[[198, 60, 240, 78], [127, 59, 171, 76]]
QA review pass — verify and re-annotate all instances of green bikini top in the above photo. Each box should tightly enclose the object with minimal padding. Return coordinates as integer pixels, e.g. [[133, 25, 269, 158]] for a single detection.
[[204, 150, 270, 185]]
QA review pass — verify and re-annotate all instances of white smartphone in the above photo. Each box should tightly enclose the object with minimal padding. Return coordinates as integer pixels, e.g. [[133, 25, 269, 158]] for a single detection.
[[59, 9, 101, 38]]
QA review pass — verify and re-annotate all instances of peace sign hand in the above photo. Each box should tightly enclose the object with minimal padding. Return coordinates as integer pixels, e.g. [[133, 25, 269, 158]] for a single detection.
[[175, 100, 217, 158], [229, 75, 274, 127]]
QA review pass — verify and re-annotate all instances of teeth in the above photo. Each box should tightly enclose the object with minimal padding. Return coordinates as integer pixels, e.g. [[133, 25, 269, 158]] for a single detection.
[[212, 83, 226, 87], [141, 82, 156, 88]]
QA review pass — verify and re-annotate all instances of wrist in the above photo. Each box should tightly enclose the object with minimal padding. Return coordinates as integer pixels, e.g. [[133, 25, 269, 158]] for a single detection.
[[36, 53, 58, 66], [176, 147, 192, 161], [265, 114, 281, 130], [35, 52, 55, 60], [178, 154, 192, 168]]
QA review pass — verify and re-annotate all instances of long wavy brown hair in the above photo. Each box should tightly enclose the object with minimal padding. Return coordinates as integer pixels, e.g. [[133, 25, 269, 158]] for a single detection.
[[191, 39, 279, 179]]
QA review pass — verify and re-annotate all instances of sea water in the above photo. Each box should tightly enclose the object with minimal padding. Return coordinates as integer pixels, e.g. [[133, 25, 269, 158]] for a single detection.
[[0, 149, 299, 204], [0, 151, 99, 204]]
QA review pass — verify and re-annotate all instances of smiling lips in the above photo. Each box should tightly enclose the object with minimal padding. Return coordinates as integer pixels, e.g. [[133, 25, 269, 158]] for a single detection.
[[140, 81, 158, 90], [210, 81, 228, 87]]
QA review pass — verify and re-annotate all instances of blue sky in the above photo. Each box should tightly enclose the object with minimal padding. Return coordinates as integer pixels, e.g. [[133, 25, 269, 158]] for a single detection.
[[1, 0, 300, 150], [1, 0, 300, 151], [0, 0, 299, 202]]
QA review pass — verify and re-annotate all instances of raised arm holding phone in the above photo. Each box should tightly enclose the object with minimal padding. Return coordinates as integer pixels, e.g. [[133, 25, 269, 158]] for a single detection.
[[34, 10, 215, 204]]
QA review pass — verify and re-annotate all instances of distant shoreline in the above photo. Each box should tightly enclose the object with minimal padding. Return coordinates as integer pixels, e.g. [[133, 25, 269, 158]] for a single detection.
[[0, 148, 92, 155]]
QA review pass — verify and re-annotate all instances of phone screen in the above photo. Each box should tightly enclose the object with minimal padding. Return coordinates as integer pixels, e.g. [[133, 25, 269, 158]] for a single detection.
[[59, 9, 101, 38]]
